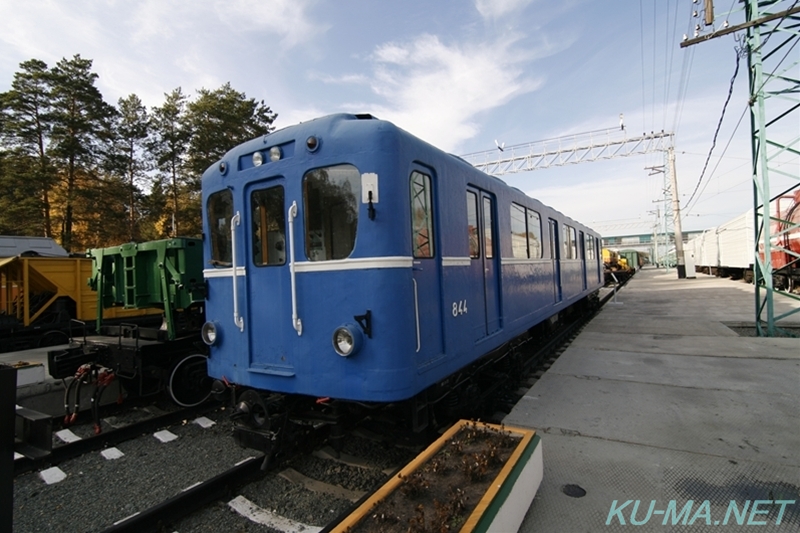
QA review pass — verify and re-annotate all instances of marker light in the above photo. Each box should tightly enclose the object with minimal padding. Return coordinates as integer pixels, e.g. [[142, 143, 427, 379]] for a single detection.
[[306, 136, 319, 152], [252, 151, 263, 167], [332, 324, 363, 357], [269, 146, 282, 162], [201, 321, 219, 346]]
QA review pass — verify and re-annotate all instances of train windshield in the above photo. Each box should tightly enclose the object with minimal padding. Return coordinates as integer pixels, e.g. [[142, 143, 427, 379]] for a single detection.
[[208, 189, 234, 266], [303, 164, 361, 261]]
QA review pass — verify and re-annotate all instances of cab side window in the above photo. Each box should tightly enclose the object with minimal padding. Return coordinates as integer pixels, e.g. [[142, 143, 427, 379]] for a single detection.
[[410, 171, 435, 258], [208, 189, 233, 265]]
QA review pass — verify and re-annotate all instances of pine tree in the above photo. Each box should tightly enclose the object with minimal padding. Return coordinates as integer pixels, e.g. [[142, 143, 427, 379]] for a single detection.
[[182, 83, 277, 237], [185, 83, 277, 180], [0, 59, 55, 236], [48, 54, 115, 251], [148, 88, 190, 237], [110, 94, 150, 241]]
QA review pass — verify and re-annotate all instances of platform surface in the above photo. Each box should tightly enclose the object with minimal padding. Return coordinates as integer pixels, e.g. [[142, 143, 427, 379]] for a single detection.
[[505, 268, 800, 532]]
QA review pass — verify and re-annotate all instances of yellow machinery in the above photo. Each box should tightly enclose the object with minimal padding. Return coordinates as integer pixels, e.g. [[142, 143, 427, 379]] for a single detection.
[[0, 256, 155, 351]]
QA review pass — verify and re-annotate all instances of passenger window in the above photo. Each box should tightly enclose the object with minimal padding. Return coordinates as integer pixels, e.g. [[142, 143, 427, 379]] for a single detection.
[[303, 164, 360, 261], [527, 210, 542, 258], [563, 225, 577, 259], [410, 171, 435, 258], [596, 238, 601, 265], [251, 186, 285, 266], [208, 189, 233, 265], [510, 203, 527, 258], [467, 191, 479, 258], [510, 203, 542, 259], [585, 233, 596, 260], [483, 197, 494, 259]]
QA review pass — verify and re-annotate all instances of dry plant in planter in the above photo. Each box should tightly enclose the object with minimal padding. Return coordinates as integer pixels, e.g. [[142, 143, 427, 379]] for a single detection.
[[331, 420, 543, 533]]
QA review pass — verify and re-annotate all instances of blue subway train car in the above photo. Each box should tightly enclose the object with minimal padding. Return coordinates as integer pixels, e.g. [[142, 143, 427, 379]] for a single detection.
[[201, 114, 602, 416]]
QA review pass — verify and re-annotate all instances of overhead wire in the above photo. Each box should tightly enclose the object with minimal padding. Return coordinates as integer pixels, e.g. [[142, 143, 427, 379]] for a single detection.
[[651, 0, 658, 133], [683, 45, 747, 212], [685, 0, 800, 214], [670, 5, 699, 135], [639, 0, 648, 136], [662, 0, 680, 130]]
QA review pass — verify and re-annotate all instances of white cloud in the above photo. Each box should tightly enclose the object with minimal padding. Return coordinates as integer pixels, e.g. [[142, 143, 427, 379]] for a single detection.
[[0, 1, 105, 68], [475, 0, 536, 20], [357, 33, 543, 151], [212, 0, 325, 49], [308, 72, 369, 85], [0, 0, 325, 109]]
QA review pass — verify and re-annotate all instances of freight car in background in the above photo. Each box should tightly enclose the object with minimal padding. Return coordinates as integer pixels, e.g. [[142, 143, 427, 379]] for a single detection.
[[687, 191, 800, 293], [0, 236, 159, 352], [602, 248, 634, 284], [47, 238, 211, 409], [618, 249, 648, 270]]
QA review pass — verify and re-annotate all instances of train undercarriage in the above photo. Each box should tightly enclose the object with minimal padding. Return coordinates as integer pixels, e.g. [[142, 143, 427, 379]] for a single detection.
[[222, 293, 599, 466]]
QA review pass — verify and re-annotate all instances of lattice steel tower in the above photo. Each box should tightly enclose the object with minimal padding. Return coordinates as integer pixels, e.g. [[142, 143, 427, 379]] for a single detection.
[[684, 0, 800, 336]]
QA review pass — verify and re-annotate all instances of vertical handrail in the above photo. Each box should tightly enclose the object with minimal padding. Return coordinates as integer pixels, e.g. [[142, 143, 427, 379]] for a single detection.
[[288, 202, 302, 336], [231, 212, 244, 332], [412, 278, 421, 352]]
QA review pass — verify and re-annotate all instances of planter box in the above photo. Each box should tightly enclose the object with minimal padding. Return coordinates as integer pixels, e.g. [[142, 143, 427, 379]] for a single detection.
[[331, 420, 543, 533]]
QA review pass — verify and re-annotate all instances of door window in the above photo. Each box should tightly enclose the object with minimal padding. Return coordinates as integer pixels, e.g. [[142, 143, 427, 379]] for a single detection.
[[251, 186, 286, 266], [483, 197, 494, 259], [467, 191, 480, 258]]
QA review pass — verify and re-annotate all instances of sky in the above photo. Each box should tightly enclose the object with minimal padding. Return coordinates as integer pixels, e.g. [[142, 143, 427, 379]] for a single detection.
[[1, 0, 796, 237]]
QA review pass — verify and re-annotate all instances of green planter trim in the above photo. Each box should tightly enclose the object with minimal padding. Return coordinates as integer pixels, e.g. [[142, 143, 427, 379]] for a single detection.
[[470, 433, 541, 532]]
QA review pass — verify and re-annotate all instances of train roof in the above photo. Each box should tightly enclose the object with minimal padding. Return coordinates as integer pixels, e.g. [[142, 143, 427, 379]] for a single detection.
[[0, 236, 69, 258], [207, 113, 599, 236]]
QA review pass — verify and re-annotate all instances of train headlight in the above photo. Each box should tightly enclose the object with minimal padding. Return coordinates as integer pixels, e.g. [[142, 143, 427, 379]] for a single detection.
[[252, 151, 263, 167], [332, 324, 363, 357], [269, 146, 282, 162], [201, 321, 220, 346]]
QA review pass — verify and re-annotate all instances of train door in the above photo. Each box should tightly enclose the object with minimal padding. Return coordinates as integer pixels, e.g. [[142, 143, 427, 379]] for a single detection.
[[466, 187, 501, 340], [245, 179, 292, 375], [410, 168, 444, 367], [580, 231, 587, 290], [549, 219, 562, 303]]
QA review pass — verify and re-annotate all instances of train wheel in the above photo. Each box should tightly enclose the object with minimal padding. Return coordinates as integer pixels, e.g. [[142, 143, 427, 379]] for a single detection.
[[167, 354, 212, 407]]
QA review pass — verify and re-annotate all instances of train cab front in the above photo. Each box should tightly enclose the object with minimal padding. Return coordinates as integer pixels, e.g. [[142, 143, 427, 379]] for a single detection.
[[200, 115, 420, 457]]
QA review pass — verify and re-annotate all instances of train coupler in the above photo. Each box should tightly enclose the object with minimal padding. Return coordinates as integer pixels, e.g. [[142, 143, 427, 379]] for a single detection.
[[232, 426, 279, 469]]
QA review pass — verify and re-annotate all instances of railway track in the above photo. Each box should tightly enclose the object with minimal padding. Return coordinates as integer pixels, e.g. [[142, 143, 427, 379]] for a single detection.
[[14, 400, 216, 477], [14, 284, 626, 533]]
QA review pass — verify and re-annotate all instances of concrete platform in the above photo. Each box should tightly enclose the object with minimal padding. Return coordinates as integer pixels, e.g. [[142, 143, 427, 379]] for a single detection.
[[505, 268, 800, 532], [0, 344, 69, 403]]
